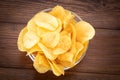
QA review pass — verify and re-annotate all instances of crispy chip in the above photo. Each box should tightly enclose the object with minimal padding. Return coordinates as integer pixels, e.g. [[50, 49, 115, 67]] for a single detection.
[[53, 33, 72, 55], [73, 42, 83, 63], [76, 41, 89, 62], [49, 5, 66, 21], [63, 10, 74, 29], [17, 27, 28, 51], [48, 60, 64, 76], [57, 47, 75, 68], [75, 21, 95, 43], [26, 44, 43, 55], [38, 43, 57, 60], [55, 19, 62, 32], [37, 27, 50, 37], [27, 19, 38, 33], [34, 12, 58, 31], [33, 53, 50, 73], [23, 31, 39, 49], [40, 32, 60, 48], [57, 24, 77, 67]]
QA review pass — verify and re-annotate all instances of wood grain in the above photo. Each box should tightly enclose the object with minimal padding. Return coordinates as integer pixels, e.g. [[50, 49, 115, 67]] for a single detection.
[[0, 0, 120, 29], [0, 0, 120, 80], [0, 68, 120, 80], [0, 23, 120, 75]]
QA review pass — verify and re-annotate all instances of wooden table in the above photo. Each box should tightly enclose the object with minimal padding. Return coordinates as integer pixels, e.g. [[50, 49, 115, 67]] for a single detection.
[[0, 0, 120, 80]]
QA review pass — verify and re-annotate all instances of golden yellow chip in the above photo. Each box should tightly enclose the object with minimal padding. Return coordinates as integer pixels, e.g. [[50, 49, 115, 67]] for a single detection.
[[73, 42, 83, 63], [17, 27, 28, 51], [34, 12, 58, 31], [40, 32, 60, 48], [75, 21, 95, 43], [33, 53, 50, 73], [49, 5, 66, 21], [53, 33, 72, 55], [48, 60, 64, 76], [27, 19, 38, 33], [37, 27, 50, 37], [37, 19, 61, 37], [23, 31, 39, 49], [57, 49, 75, 68], [38, 43, 57, 60], [26, 44, 43, 55], [57, 24, 77, 67], [63, 10, 74, 29], [55, 18, 62, 32], [76, 41, 89, 62], [49, 6, 74, 29]]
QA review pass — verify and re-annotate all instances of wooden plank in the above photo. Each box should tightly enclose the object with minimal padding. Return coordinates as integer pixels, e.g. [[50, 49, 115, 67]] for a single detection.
[[0, 68, 120, 80], [0, 0, 120, 29], [0, 23, 120, 74]]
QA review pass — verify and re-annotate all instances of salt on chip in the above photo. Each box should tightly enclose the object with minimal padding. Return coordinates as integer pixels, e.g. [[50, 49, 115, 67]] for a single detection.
[[33, 53, 50, 73], [75, 21, 95, 43], [23, 31, 39, 49], [17, 27, 28, 51], [38, 43, 57, 60], [40, 32, 60, 48], [34, 12, 58, 31]]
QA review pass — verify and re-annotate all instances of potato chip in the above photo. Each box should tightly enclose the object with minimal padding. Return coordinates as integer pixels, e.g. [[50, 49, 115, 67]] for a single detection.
[[26, 44, 43, 55], [27, 19, 38, 33], [73, 42, 83, 63], [63, 10, 74, 29], [53, 33, 72, 55], [40, 31, 60, 48], [38, 43, 57, 60], [64, 19, 77, 33], [49, 5, 66, 21], [49, 6, 74, 29], [34, 12, 58, 31], [75, 21, 95, 43], [33, 53, 50, 73], [23, 31, 39, 49], [37, 27, 50, 37], [55, 19, 62, 32], [76, 41, 89, 62], [37, 19, 61, 37], [17, 27, 28, 51], [57, 47, 75, 68], [57, 24, 77, 67], [48, 60, 64, 76]]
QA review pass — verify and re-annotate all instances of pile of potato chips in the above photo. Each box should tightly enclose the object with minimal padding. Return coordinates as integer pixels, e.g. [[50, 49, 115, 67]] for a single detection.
[[17, 5, 95, 76]]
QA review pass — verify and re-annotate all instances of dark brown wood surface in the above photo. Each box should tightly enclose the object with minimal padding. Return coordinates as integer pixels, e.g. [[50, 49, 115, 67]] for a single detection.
[[0, 0, 120, 80]]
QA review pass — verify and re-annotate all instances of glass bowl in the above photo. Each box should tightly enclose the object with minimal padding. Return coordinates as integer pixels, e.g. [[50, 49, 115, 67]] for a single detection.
[[28, 8, 88, 70]]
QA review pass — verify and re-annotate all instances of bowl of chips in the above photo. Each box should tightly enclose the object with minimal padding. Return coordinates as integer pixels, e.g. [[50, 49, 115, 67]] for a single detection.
[[17, 5, 95, 76]]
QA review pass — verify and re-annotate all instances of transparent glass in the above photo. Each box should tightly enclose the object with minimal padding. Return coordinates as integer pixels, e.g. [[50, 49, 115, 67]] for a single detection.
[[28, 8, 88, 70]]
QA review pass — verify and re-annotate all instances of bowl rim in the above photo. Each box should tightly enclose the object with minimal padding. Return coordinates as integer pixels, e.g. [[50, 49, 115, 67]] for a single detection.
[[28, 8, 87, 70]]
